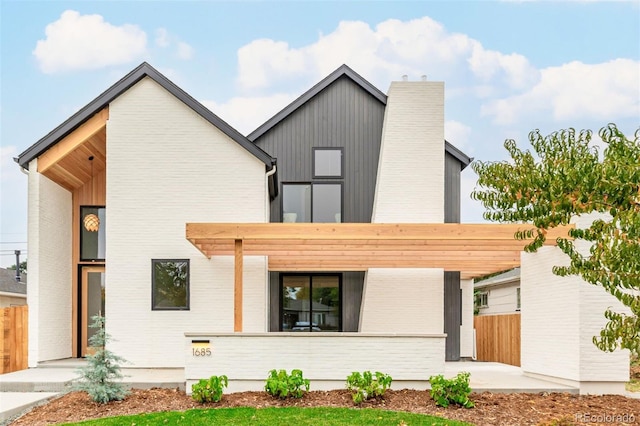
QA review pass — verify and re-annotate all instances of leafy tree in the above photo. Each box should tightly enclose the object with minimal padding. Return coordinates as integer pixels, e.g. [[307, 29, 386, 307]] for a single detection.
[[471, 124, 640, 356], [7, 260, 27, 274]]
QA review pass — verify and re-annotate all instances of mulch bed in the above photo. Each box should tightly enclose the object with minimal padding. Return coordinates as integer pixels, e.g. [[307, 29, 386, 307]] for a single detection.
[[9, 388, 640, 426]]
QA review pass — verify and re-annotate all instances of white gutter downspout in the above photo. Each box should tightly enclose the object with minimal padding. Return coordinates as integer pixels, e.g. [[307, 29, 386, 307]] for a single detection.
[[265, 164, 276, 222], [264, 164, 276, 332]]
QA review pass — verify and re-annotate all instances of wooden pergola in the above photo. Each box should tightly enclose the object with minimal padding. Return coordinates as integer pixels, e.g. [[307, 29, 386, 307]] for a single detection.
[[186, 223, 573, 331]]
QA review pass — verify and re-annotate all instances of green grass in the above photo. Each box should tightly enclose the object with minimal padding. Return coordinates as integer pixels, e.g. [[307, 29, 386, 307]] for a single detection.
[[62, 406, 472, 425]]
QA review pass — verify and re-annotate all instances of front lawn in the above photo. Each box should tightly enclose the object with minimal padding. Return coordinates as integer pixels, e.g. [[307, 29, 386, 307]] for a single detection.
[[62, 406, 471, 425]]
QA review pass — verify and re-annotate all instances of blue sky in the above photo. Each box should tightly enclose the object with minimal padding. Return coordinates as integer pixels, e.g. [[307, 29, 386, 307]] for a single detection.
[[1, 1, 639, 267]]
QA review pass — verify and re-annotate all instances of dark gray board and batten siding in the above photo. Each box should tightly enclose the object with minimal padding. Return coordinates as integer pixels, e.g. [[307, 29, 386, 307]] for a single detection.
[[253, 75, 385, 224], [444, 151, 463, 360], [253, 71, 468, 351], [254, 75, 385, 333]]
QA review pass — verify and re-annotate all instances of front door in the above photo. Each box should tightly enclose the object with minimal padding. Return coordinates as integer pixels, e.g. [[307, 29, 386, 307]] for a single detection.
[[81, 266, 105, 356]]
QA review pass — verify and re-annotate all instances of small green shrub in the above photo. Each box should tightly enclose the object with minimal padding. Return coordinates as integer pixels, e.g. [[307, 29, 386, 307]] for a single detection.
[[428, 372, 474, 408], [191, 375, 228, 403], [346, 371, 393, 404], [265, 369, 310, 399]]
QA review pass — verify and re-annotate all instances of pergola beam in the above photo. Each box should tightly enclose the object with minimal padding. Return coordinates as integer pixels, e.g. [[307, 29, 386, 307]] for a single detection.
[[187, 222, 574, 332], [234, 239, 243, 332]]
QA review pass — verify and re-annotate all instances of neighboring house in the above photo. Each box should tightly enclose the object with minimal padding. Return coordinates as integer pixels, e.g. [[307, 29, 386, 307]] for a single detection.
[[22, 62, 628, 393], [0, 268, 27, 307], [474, 268, 520, 315]]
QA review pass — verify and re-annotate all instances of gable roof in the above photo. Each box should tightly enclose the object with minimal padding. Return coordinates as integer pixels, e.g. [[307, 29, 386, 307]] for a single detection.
[[0, 268, 27, 295], [247, 64, 387, 142], [17, 62, 274, 169], [247, 64, 472, 170]]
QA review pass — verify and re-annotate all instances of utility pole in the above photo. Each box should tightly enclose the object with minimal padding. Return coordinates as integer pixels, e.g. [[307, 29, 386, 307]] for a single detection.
[[14, 250, 21, 282]]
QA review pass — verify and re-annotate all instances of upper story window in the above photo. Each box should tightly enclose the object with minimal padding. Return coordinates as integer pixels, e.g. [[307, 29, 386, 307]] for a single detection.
[[80, 206, 106, 261], [313, 148, 343, 178], [282, 183, 342, 223]]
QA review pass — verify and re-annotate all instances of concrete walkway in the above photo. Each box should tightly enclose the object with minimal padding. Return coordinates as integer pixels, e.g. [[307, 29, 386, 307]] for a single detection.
[[0, 360, 183, 425], [445, 361, 577, 394]]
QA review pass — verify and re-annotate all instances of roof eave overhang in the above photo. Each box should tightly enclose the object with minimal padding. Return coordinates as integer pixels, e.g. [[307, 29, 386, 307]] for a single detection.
[[18, 62, 275, 170]]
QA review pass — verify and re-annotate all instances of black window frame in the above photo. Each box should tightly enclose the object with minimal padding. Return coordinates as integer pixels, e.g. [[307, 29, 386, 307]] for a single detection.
[[79, 205, 106, 262], [279, 273, 343, 332], [151, 259, 190, 311], [312, 147, 344, 179], [281, 181, 343, 223]]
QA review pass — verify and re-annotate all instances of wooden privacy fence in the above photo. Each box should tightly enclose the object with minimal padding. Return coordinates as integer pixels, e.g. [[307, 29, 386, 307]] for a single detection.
[[474, 313, 520, 367], [0, 305, 28, 374]]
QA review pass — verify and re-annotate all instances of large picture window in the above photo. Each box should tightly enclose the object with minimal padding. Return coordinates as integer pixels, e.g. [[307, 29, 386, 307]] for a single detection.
[[80, 206, 106, 261], [152, 259, 190, 310], [282, 183, 342, 223], [281, 274, 341, 332]]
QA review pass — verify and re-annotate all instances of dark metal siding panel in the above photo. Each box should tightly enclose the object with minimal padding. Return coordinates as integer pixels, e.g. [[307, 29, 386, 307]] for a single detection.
[[444, 152, 462, 223], [342, 272, 365, 332], [254, 76, 385, 224], [269, 272, 280, 332], [444, 271, 461, 361]]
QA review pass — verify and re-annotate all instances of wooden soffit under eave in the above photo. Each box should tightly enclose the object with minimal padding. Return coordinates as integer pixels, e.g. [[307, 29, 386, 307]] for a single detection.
[[186, 223, 574, 280], [37, 108, 108, 191]]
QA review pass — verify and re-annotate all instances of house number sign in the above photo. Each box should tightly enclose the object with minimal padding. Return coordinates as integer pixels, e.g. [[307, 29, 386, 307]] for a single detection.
[[191, 339, 212, 357]]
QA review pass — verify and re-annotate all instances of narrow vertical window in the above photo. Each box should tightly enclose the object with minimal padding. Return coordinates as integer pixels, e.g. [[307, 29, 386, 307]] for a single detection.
[[80, 206, 106, 261]]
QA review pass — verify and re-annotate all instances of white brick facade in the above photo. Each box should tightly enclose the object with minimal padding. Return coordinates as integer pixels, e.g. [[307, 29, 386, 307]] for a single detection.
[[185, 333, 445, 392], [460, 278, 474, 358], [362, 81, 445, 334], [27, 159, 73, 366], [105, 77, 268, 367], [521, 213, 629, 394]]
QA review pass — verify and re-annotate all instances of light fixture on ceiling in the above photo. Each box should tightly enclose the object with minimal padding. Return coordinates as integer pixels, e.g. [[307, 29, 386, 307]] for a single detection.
[[83, 155, 100, 232]]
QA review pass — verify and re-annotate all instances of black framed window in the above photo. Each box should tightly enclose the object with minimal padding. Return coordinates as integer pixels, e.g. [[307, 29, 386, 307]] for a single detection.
[[282, 183, 342, 223], [281, 274, 341, 332], [152, 259, 190, 310], [80, 206, 106, 261], [313, 148, 343, 178]]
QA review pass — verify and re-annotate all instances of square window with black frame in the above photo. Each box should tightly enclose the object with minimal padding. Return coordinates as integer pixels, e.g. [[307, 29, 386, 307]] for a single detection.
[[313, 148, 343, 178], [152, 259, 189, 310]]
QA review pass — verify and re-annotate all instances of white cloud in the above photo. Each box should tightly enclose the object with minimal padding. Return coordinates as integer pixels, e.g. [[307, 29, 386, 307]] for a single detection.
[[33, 10, 147, 73], [235, 16, 537, 94], [177, 42, 194, 60], [445, 120, 473, 154], [153, 27, 194, 60], [202, 93, 298, 135], [481, 59, 640, 125], [155, 28, 170, 47]]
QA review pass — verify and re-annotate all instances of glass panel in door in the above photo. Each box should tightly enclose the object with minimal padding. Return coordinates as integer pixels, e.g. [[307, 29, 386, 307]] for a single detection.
[[82, 267, 105, 356]]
